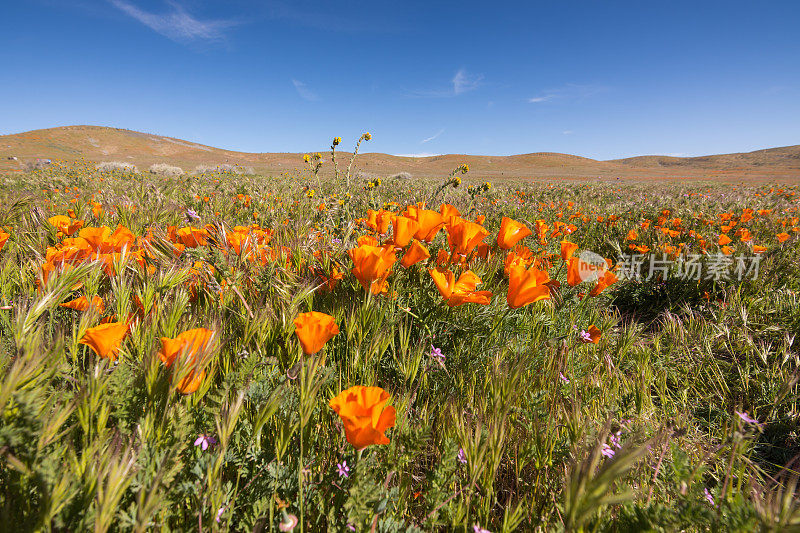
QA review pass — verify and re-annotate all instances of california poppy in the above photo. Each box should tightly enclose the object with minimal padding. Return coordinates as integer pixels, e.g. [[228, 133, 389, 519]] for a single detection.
[[60, 295, 105, 314], [560, 241, 579, 262], [329, 385, 397, 449], [497, 217, 531, 250], [158, 328, 216, 394], [79, 321, 129, 361], [581, 325, 602, 344], [507, 263, 551, 308], [405, 207, 444, 242], [446, 218, 488, 257], [348, 243, 397, 294], [400, 240, 430, 268], [391, 216, 420, 248], [0, 229, 9, 252], [588, 269, 618, 297], [429, 268, 492, 306], [294, 311, 339, 355]]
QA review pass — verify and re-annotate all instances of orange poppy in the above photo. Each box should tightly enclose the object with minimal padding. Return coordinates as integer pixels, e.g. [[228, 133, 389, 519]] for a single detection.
[[329, 385, 397, 449], [400, 240, 430, 268], [405, 206, 444, 242], [60, 295, 105, 314], [496, 217, 531, 250], [446, 218, 488, 257], [293, 311, 339, 355], [158, 328, 216, 367], [581, 325, 602, 344], [506, 263, 551, 309], [348, 243, 396, 294], [158, 328, 215, 394], [777, 232, 790, 243], [0, 229, 9, 252], [390, 216, 420, 248], [753, 245, 767, 254], [79, 321, 129, 361], [588, 269, 618, 297], [561, 241, 579, 262], [718, 234, 732, 246], [429, 269, 492, 306]]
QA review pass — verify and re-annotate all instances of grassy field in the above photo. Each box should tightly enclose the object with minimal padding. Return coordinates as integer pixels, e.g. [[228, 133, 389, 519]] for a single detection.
[[0, 144, 799, 532]]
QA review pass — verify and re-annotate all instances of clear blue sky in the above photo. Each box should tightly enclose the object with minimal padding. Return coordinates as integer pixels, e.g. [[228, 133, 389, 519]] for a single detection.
[[2, 1, 799, 159]]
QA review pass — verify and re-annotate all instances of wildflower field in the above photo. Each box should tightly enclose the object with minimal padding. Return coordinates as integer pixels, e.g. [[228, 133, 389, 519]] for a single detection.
[[1, 139, 799, 532]]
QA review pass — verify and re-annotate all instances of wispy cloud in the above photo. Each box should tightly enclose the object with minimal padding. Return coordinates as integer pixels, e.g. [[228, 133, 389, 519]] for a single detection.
[[292, 79, 319, 101], [562, 130, 574, 135], [110, 0, 237, 42], [407, 69, 483, 98], [528, 83, 607, 104], [452, 68, 483, 95], [421, 128, 445, 144]]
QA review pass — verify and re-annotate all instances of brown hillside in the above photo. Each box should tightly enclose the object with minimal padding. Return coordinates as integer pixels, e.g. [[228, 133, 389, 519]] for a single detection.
[[1, 125, 798, 183]]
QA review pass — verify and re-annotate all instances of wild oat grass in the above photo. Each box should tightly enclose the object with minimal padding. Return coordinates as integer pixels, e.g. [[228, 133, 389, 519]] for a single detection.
[[0, 145, 798, 532]]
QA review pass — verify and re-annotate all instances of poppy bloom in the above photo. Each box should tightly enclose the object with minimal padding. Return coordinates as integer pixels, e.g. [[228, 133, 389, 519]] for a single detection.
[[329, 385, 397, 449], [429, 268, 492, 306], [560, 241, 579, 262], [777, 232, 790, 243], [589, 269, 618, 297], [60, 295, 105, 314], [405, 207, 444, 242], [497, 217, 531, 250], [158, 328, 216, 395], [0, 229, 9, 252], [718, 234, 732, 246], [348, 243, 397, 294], [294, 311, 339, 355], [507, 263, 551, 309], [400, 240, 430, 268], [446, 218, 489, 257], [580, 325, 602, 343], [390, 216, 420, 248], [48, 215, 84, 236], [158, 328, 216, 367], [753, 245, 767, 254], [79, 321, 129, 361]]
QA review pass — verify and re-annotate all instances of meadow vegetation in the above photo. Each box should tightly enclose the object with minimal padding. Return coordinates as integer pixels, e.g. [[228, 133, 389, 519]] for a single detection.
[[0, 137, 799, 532]]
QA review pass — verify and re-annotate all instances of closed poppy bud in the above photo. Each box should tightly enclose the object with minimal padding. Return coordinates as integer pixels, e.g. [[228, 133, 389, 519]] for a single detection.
[[293, 311, 339, 355], [561, 241, 579, 262], [507, 263, 551, 309], [566, 257, 584, 286], [497, 217, 532, 250], [329, 386, 397, 449], [401, 240, 430, 268], [79, 321, 129, 361]]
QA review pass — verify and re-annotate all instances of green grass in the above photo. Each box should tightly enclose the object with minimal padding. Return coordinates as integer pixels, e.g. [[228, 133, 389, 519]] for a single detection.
[[0, 157, 799, 532]]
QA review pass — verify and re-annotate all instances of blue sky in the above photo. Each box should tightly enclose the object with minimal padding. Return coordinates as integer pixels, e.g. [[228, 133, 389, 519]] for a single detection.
[[2, 0, 799, 159]]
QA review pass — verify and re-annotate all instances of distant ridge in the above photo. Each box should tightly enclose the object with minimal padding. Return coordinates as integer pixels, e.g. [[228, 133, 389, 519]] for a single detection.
[[1, 125, 798, 182]]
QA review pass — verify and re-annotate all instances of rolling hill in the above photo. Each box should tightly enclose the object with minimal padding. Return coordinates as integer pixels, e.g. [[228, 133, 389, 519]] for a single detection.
[[1, 125, 798, 182]]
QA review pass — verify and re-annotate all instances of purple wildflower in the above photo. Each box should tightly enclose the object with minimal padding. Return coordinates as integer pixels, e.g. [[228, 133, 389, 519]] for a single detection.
[[704, 487, 716, 507], [336, 460, 350, 478], [473, 526, 491, 533], [215, 506, 225, 523], [279, 513, 299, 532], [735, 410, 764, 429], [601, 443, 616, 459], [347, 524, 356, 532], [430, 345, 445, 368], [194, 434, 217, 451], [559, 372, 570, 384], [457, 448, 467, 464], [579, 330, 592, 342], [186, 208, 200, 221]]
